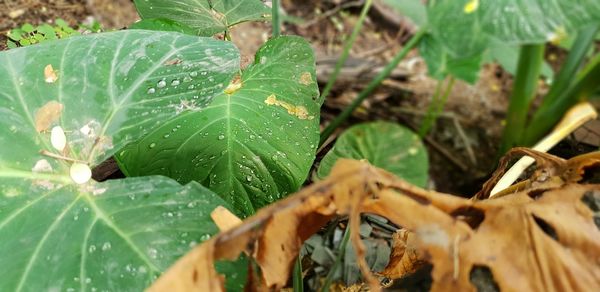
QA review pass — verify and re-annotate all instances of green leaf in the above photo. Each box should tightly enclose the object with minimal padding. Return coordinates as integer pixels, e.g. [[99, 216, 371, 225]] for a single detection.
[[429, 0, 600, 57], [0, 30, 245, 290], [37, 24, 57, 38], [382, 0, 427, 27], [317, 122, 429, 187], [134, 0, 271, 36], [19, 39, 31, 46], [55, 18, 69, 28], [22, 23, 35, 33], [130, 18, 197, 35], [8, 29, 24, 41], [419, 34, 482, 83], [116, 36, 320, 216], [7, 41, 17, 49]]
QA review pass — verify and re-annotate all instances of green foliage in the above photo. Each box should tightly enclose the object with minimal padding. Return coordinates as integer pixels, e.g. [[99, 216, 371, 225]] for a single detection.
[[116, 36, 320, 217], [0, 30, 246, 290], [428, 0, 600, 58], [6, 19, 102, 48], [134, 0, 271, 36], [318, 121, 429, 188], [129, 18, 196, 35]]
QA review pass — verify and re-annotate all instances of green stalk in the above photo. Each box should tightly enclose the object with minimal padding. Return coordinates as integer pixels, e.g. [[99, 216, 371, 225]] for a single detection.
[[320, 28, 427, 146], [419, 77, 455, 136], [522, 25, 600, 145], [272, 0, 281, 37], [498, 44, 545, 155], [321, 227, 351, 292], [293, 255, 304, 292], [523, 52, 600, 145], [318, 0, 373, 105]]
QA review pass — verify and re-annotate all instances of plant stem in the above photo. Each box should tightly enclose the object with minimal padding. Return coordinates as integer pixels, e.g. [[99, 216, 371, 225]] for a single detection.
[[523, 52, 600, 145], [318, 0, 373, 105], [319, 27, 426, 146], [293, 255, 304, 292], [272, 0, 281, 37], [321, 227, 351, 292], [522, 24, 600, 145], [498, 44, 545, 155], [419, 77, 455, 136]]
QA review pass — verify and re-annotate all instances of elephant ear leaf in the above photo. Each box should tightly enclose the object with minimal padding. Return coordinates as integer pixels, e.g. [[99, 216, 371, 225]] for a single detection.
[[134, 0, 271, 36], [317, 121, 429, 188], [0, 30, 246, 291], [116, 36, 321, 217]]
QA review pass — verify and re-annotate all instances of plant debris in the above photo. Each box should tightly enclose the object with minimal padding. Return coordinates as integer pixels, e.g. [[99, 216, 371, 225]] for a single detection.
[[150, 149, 600, 291]]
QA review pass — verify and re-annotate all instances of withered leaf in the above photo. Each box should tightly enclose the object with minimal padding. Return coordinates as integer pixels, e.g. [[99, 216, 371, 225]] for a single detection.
[[150, 151, 600, 292]]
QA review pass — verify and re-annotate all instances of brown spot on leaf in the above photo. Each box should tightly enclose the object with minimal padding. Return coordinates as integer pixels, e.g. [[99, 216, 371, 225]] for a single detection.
[[299, 72, 312, 85], [34, 101, 64, 132], [44, 64, 58, 83]]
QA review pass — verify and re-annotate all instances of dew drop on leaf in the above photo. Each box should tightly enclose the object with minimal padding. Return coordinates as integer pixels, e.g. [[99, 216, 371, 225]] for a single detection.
[[218, 134, 225, 140], [70, 163, 92, 184], [147, 88, 156, 94], [157, 79, 167, 88], [50, 126, 67, 151]]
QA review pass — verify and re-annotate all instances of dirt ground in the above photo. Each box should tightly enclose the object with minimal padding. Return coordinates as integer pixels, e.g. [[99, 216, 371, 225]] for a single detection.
[[1, 0, 597, 196]]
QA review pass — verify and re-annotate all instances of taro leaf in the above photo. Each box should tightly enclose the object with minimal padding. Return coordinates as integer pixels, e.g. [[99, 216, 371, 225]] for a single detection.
[[129, 18, 197, 35], [116, 36, 321, 217], [134, 0, 271, 37], [317, 121, 428, 187], [429, 0, 600, 57], [382, 0, 427, 27], [0, 30, 245, 290], [419, 34, 482, 84]]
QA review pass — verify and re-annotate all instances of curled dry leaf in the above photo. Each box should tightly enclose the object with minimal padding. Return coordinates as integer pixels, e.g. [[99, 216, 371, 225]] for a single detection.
[[150, 149, 600, 291]]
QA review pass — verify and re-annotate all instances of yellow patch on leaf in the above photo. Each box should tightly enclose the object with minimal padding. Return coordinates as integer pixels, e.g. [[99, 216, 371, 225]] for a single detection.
[[263, 94, 314, 120], [299, 72, 313, 85], [44, 64, 58, 83], [224, 75, 242, 95], [463, 0, 479, 14]]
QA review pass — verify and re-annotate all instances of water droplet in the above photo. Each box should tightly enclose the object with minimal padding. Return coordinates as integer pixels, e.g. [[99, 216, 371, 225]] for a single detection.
[[149, 143, 156, 149], [246, 175, 252, 182], [157, 79, 167, 88], [147, 88, 156, 94], [190, 71, 198, 77], [171, 79, 180, 86], [101, 242, 112, 251], [88, 245, 96, 253], [218, 134, 225, 140], [148, 248, 158, 259]]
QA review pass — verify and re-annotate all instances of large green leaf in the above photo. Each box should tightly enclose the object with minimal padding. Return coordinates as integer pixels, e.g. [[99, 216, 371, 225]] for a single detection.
[[134, 0, 271, 36], [317, 122, 429, 187], [419, 34, 482, 84], [382, 0, 427, 27], [116, 36, 320, 216], [0, 30, 245, 290], [429, 0, 600, 57]]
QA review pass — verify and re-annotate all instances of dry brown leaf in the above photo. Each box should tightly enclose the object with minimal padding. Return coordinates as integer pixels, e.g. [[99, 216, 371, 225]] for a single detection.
[[210, 206, 242, 232], [34, 101, 64, 132], [149, 150, 600, 291]]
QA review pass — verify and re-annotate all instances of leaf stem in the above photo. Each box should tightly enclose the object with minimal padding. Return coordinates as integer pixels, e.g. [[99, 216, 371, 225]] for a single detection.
[[272, 0, 281, 37], [419, 77, 455, 136], [321, 226, 351, 292], [318, 0, 373, 105], [293, 254, 304, 292], [319, 28, 426, 146], [498, 44, 545, 155], [522, 24, 600, 145]]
